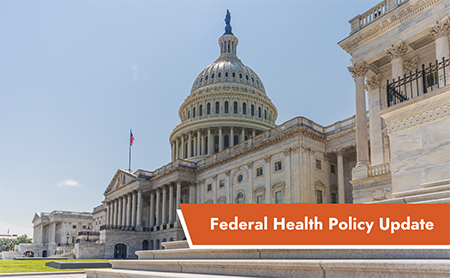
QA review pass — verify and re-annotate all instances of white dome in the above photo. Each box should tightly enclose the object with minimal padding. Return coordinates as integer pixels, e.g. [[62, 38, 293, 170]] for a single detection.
[[190, 54, 266, 95]]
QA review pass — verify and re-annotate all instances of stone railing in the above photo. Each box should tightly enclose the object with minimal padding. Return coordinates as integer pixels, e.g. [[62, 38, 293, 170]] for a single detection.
[[323, 112, 368, 135], [368, 162, 391, 177], [349, 0, 408, 34]]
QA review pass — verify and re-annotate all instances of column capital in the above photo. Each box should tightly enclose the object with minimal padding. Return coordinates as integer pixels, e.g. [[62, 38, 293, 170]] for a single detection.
[[291, 145, 300, 153], [212, 175, 218, 181], [283, 148, 291, 156], [385, 41, 407, 60], [348, 60, 368, 79], [324, 153, 331, 162], [334, 148, 346, 156], [225, 170, 231, 177], [246, 161, 253, 169], [429, 16, 450, 39], [402, 56, 419, 74], [264, 155, 271, 163], [366, 74, 382, 91]]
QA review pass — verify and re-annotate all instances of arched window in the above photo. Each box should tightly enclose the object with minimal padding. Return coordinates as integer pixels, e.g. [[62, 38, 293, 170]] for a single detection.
[[234, 135, 239, 146], [214, 136, 219, 153], [232, 72, 235, 78], [224, 135, 229, 149], [215, 102, 220, 114], [193, 107, 196, 118], [237, 192, 244, 204], [187, 111, 190, 119], [264, 110, 267, 119], [258, 107, 261, 118], [150, 240, 154, 250], [225, 71, 229, 77], [251, 104, 255, 116], [239, 73, 243, 79], [191, 140, 194, 157], [242, 103, 246, 115], [205, 136, 208, 154], [185, 142, 188, 158], [233, 102, 238, 114], [156, 239, 160, 250], [199, 105, 203, 116], [142, 240, 149, 250], [207, 103, 211, 115], [225, 101, 229, 113]]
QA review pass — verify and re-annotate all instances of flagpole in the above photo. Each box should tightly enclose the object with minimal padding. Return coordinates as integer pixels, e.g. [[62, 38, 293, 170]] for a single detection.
[[129, 129, 132, 172]]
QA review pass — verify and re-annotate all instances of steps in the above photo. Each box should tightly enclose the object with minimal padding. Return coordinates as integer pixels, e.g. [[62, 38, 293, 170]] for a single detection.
[[85, 246, 450, 278], [375, 180, 450, 204]]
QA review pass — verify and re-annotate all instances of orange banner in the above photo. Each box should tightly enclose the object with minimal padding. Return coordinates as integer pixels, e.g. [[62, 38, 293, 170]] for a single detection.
[[179, 204, 450, 247]]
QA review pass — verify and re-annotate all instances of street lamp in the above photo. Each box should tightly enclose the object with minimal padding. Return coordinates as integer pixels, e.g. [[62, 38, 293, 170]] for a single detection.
[[86, 226, 90, 242], [66, 232, 69, 246]]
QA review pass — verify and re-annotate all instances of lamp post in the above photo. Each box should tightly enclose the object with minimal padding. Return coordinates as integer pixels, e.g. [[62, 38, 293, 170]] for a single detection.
[[66, 232, 69, 246]]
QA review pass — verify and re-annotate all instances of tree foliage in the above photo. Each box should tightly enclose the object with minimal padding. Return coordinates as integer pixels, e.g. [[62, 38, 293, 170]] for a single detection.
[[0, 235, 32, 252]]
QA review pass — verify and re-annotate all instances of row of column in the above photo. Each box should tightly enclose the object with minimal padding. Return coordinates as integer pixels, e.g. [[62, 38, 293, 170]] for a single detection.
[[105, 190, 143, 230], [171, 127, 257, 161], [148, 181, 182, 230]]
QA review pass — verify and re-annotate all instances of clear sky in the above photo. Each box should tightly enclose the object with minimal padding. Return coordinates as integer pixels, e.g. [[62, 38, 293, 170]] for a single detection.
[[0, 0, 379, 237]]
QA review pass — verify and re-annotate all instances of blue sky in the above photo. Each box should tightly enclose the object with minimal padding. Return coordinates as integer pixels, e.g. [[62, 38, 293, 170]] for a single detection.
[[0, 0, 379, 237]]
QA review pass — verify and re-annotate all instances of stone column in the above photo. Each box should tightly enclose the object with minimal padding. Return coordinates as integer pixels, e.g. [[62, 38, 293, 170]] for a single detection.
[[197, 130, 201, 157], [300, 147, 311, 203], [121, 197, 127, 229], [241, 128, 245, 142], [230, 127, 234, 147], [309, 149, 316, 202], [201, 133, 205, 156], [324, 154, 331, 203], [252, 129, 256, 138], [283, 148, 291, 203], [155, 189, 161, 227], [189, 182, 196, 203], [335, 148, 346, 204], [126, 194, 131, 228], [113, 199, 118, 227], [430, 17, 450, 87], [40, 224, 44, 244], [171, 143, 174, 161], [161, 185, 167, 229], [367, 74, 385, 165], [168, 183, 174, 225], [175, 138, 179, 160], [264, 155, 272, 203], [106, 202, 110, 226], [136, 190, 143, 231], [193, 135, 197, 157], [348, 61, 369, 179], [175, 181, 181, 226], [385, 41, 407, 80], [131, 191, 137, 228], [187, 132, 192, 158], [196, 181, 202, 204], [117, 197, 122, 227], [219, 127, 223, 152], [181, 135, 185, 159], [149, 191, 155, 229], [52, 222, 56, 245], [207, 128, 212, 155]]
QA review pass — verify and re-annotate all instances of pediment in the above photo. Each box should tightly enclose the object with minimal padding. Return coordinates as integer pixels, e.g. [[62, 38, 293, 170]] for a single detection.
[[104, 169, 137, 195]]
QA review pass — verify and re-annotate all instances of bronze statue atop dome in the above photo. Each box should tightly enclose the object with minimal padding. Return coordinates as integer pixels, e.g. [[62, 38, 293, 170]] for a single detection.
[[224, 9, 233, 35]]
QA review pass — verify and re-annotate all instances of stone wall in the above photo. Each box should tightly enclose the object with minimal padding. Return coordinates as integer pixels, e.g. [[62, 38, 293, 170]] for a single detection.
[[74, 243, 105, 259]]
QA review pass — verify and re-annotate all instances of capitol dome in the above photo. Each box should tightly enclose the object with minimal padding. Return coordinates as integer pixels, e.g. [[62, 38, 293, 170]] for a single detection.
[[169, 10, 278, 162]]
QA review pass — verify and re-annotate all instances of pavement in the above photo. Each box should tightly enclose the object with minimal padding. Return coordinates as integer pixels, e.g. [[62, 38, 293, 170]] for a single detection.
[[0, 272, 86, 278]]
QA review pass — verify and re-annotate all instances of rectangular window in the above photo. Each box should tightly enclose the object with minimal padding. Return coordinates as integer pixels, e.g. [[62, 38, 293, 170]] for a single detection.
[[275, 191, 282, 204], [72, 225, 77, 229], [257, 195, 263, 204], [316, 159, 322, 170], [256, 167, 263, 177], [274, 161, 282, 171], [331, 193, 337, 204], [219, 180, 225, 188], [82, 226, 87, 229], [425, 70, 438, 88], [330, 164, 336, 174], [207, 184, 212, 192], [316, 190, 323, 204]]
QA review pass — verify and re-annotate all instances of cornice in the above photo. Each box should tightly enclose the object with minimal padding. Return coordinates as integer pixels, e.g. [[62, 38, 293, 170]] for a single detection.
[[339, 0, 441, 55]]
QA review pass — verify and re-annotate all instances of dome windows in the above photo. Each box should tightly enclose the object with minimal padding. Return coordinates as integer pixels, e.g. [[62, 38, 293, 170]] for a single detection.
[[256, 80, 259, 85], [225, 71, 229, 78], [242, 103, 246, 115], [205, 75, 208, 81], [212, 73, 215, 79], [245, 75, 249, 80], [239, 73, 242, 79], [251, 77, 254, 82], [218, 72, 222, 78], [193, 108, 196, 118], [215, 102, 220, 114], [251, 104, 255, 116], [225, 101, 229, 113], [232, 72, 236, 78], [264, 110, 267, 119], [233, 102, 238, 114], [207, 103, 211, 115], [258, 107, 261, 118], [199, 105, 203, 116]]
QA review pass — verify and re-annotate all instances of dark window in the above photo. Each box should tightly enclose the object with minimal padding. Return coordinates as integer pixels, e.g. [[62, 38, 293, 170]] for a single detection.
[[142, 240, 149, 250], [224, 135, 229, 149], [242, 103, 246, 115], [215, 102, 220, 114], [220, 180, 225, 188], [187, 111, 190, 119], [264, 110, 267, 119], [425, 71, 438, 88], [331, 164, 336, 174], [258, 107, 261, 118], [207, 184, 212, 191], [207, 103, 211, 115], [214, 136, 219, 153], [246, 75, 249, 80], [257, 196, 263, 204], [251, 77, 254, 82], [234, 102, 238, 114], [239, 73, 242, 79], [211, 73, 215, 79], [251, 105, 254, 116], [232, 72, 235, 78], [237, 192, 244, 203], [199, 105, 203, 116], [193, 108, 196, 118], [218, 72, 221, 78], [331, 193, 337, 204], [205, 136, 208, 154], [225, 101, 229, 113], [191, 140, 194, 157], [316, 190, 323, 204], [275, 191, 282, 204], [256, 80, 259, 85], [205, 75, 208, 81], [316, 159, 322, 170], [185, 142, 188, 158], [225, 71, 229, 77], [256, 167, 263, 177], [234, 135, 239, 146], [275, 161, 282, 171], [238, 175, 243, 183]]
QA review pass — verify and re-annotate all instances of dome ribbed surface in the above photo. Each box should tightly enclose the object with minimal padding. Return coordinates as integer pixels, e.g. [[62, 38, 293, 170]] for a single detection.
[[190, 54, 266, 95]]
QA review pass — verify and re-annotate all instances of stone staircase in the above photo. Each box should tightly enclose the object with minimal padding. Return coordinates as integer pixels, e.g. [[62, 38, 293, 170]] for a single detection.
[[85, 241, 450, 278]]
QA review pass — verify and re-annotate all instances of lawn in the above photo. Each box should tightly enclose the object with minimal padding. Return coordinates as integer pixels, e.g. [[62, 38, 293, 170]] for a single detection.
[[0, 259, 112, 273]]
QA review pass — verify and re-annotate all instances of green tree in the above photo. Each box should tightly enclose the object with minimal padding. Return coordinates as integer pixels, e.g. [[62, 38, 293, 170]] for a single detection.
[[0, 234, 32, 251]]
